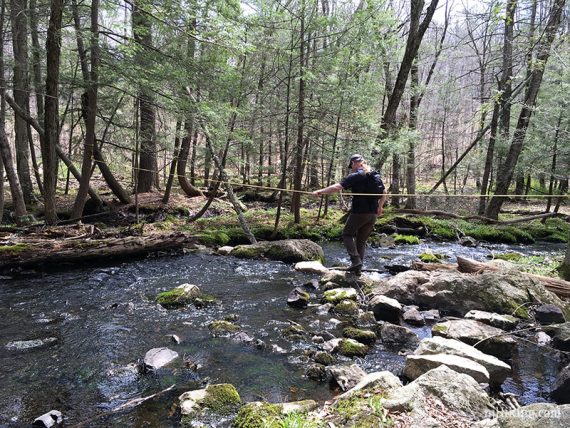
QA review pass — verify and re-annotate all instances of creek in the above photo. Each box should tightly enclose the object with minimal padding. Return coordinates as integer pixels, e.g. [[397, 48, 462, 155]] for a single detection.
[[0, 241, 565, 427]]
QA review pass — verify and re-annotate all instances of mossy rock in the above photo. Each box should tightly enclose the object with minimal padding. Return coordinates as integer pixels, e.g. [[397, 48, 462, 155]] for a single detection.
[[333, 300, 359, 317], [283, 324, 306, 339], [208, 320, 240, 336], [342, 327, 377, 345], [394, 234, 420, 245], [492, 252, 523, 262], [231, 239, 325, 263], [338, 338, 369, 357], [202, 383, 241, 414], [419, 252, 444, 263], [234, 402, 282, 428], [314, 351, 335, 366], [323, 288, 358, 304], [156, 284, 201, 309], [197, 231, 231, 246]]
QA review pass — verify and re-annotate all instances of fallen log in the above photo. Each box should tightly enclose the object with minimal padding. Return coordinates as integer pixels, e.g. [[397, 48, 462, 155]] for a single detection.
[[457, 256, 570, 299], [0, 232, 198, 272]]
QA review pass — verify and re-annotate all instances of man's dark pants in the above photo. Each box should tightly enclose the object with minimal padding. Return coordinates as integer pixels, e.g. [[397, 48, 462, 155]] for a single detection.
[[341, 212, 378, 262]]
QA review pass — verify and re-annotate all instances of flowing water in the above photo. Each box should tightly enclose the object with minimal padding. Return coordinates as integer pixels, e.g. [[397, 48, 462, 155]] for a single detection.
[[0, 241, 566, 427]]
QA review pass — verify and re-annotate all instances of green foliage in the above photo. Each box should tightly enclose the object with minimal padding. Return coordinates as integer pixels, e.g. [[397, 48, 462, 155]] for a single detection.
[[394, 234, 420, 245]]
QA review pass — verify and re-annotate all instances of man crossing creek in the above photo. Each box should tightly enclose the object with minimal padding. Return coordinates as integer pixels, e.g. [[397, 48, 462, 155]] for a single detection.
[[312, 154, 387, 275]]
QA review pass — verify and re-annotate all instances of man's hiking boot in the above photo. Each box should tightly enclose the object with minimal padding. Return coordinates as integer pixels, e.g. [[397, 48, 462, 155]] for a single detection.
[[347, 255, 362, 275]]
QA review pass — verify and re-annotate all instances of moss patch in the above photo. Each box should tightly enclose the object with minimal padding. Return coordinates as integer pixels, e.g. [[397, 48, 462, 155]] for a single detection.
[[338, 338, 369, 357], [394, 234, 420, 245], [330, 391, 393, 427], [202, 384, 241, 414], [419, 252, 444, 263], [323, 288, 357, 304], [0, 243, 32, 254], [208, 320, 240, 336], [333, 300, 359, 317], [234, 402, 282, 428], [342, 327, 377, 345]]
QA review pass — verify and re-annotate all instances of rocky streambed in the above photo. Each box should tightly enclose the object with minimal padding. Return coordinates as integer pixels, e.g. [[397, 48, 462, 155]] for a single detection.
[[1, 239, 569, 427]]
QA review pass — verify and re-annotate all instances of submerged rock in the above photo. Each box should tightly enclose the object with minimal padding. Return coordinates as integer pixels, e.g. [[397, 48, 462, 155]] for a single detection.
[[305, 363, 327, 381], [230, 239, 324, 263], [5, 337, 58, 351], [208, 320, 240, 337], [432, 319, 516, 359], [414, 336, 511, 385], [143, 347, 178, 372]]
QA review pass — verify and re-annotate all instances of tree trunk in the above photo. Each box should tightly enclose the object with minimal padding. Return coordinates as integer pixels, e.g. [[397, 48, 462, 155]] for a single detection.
[[545, 112, 561, 214], [561, 231, 570, 281], [163, 121, 182, 204], [42, 0, 64, 224], [133, 0, 156, 193], [377, 0, 439, 162], [10, 0, 33, 204], [486, 0, 565, 219], [291, 0, 307, 224], [405, 58, 419, 209], [71, 0, 100, 220], [29, 0, 44, 123]]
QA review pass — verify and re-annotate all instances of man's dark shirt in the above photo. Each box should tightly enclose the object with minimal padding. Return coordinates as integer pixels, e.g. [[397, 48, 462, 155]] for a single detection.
[[340, 168, 384, 214]]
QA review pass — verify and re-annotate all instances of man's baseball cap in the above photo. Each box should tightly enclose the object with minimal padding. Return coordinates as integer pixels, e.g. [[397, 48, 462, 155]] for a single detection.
[[348, 154, 364, 168]]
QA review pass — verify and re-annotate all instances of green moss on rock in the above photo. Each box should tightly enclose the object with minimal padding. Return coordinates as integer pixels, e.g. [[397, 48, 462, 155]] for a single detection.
[[0, 243, 31, 254], [208, 320, 240, 336], [338, 338, 369, 357], [202, 384, 241, 414], [313, 351, 335, 366], [323, 288, 357, 304], [419, 252, 444, 263], [234, 402, 282, 428], [342, 327, 376, 345], [394, 234, 420, 245], [334, 300, 359, 317]]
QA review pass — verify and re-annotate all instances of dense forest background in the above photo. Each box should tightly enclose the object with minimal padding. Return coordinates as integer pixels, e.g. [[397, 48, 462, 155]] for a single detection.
[[0, 0, 568, 228]]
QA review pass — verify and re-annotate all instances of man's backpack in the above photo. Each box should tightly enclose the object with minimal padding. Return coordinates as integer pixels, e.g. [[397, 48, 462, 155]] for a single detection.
[[366, 170, 385, 196]]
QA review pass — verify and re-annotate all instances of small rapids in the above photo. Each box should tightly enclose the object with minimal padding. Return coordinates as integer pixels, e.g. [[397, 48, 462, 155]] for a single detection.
[[0, 241, 565, 427]]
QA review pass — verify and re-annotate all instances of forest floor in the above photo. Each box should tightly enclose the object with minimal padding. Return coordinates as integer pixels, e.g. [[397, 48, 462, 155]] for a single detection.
[[0, 189, 568, 275]]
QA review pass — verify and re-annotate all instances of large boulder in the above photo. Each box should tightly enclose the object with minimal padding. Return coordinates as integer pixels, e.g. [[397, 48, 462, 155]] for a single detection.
[[414, 336, 511, 385], [404, 354, 490, 384], [549, 322, 570, 351], [432, 319, 516, 359], [473, 403, 570, 427], [370, 270, 570, 319], [551, 364, 570, 404], [382, 365, 494, 426], [230, 239, 324, 263]]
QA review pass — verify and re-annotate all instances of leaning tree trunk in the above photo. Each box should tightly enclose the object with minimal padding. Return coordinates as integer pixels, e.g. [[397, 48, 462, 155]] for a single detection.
[[10, 0, 33, 204], [71, 0, 100, 220], [42, 0, 64, 224], [486, 0, 565, 220]]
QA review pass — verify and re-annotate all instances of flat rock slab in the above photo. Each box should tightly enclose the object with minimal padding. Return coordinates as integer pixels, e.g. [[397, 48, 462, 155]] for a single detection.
[[404, 353, 490, 384], [465, 310, 518, 331], [432, 319, 516, 359], [414, 336, 511, 385]]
